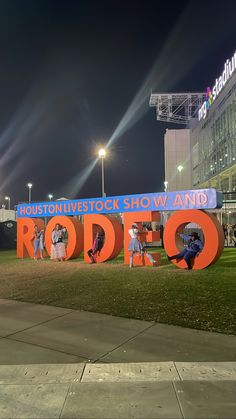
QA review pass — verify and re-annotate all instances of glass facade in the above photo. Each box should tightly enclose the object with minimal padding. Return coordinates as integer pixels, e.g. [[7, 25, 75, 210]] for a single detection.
[[192, 72, 236, 193], [191, 69, 236, 247]]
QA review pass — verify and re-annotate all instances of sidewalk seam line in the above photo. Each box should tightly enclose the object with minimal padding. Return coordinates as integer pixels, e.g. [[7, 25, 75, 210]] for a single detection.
[[174, 362, 183, 381], [79, 362, 87, 382], [5, 336, 89, 361], [172, 381, 185, 419], [94, 322, 156, 362], [59, 383, 72, 419], [1, 309, 75, 339]]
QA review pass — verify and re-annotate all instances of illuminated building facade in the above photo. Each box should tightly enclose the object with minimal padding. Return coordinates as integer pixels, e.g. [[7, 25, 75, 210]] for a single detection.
[[192, 65, 236, 192], [150, 50, 236, 233]]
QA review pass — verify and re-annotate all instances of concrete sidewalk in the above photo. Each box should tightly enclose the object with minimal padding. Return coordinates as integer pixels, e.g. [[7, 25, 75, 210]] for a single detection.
[[1, 362, 236, 418], [1, 299, 236, 418], [1, 298, 236, 364]]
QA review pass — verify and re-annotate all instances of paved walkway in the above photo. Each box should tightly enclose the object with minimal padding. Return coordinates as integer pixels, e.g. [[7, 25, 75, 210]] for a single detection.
[[1, 299, 236, 418]]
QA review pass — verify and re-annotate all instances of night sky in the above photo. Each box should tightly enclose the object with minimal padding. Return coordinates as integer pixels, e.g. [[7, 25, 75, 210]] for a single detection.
[[1, 0, 236, 206]]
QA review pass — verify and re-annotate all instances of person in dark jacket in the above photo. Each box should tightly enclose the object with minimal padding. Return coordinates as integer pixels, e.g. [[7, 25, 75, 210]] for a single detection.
[[167, 232, 203, 270], [88, 230, 105, 263]]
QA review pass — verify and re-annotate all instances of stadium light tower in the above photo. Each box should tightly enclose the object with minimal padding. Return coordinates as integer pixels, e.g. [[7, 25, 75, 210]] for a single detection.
[[149, 92, 206, 125], [48, 194, 53, 201]]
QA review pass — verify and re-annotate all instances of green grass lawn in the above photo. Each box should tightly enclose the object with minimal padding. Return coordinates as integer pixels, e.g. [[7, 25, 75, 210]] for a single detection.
[[0, 248, 236, 335]]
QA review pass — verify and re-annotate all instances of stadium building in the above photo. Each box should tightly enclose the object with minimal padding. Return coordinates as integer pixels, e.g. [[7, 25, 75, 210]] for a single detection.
[[150, 49, 236, 242]]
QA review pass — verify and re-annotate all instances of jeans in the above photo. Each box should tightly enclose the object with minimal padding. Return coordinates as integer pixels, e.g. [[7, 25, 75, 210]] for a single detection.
[[170, 249, 197, 269], [34, 239, 40, 256]]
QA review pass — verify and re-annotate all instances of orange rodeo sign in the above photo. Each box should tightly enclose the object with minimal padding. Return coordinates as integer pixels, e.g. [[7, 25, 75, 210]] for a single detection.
[[17, 189, 224, 270]]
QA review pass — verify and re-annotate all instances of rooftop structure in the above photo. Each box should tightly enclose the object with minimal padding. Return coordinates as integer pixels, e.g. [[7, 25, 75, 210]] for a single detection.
[[149, 92, 205, 125]]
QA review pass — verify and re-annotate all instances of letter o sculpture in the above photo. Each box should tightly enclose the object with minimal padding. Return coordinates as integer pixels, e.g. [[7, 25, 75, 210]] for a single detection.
[[163, 209, 224, 270]]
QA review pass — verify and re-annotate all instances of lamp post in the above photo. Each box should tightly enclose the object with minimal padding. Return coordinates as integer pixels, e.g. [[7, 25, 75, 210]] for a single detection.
[[27, 183, 33, 202], [5, 196, 10, 210], [48, 194, 53, 201], [177, 165, 183, 190], [98, 148, 106, 197], [163, 182, 169, 227]]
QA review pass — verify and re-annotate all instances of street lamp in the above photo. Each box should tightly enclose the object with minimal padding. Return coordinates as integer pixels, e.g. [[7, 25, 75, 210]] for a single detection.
[[177, 165, 183, 190], [163, 182, 169, 226], [98, 148, 106, 197], [5, 196, 10, 210], [27, 183, 33, 202], [48, 194, 53, 201]]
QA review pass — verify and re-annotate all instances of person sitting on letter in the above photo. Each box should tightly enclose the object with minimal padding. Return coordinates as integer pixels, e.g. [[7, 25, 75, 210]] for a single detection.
[[87, 230, 105, 263], [167, 232, 203, 270]]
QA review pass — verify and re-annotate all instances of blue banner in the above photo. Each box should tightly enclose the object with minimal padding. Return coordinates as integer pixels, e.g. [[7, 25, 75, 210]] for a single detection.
[[17, 189, 222, 218]]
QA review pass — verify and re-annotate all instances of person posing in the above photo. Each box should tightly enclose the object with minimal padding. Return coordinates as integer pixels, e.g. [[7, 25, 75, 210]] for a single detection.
[[51, 224, 67, 262], [39, 228, 46, 260], [32, 225, 41, 260], [168, 232, 203, 270], [87, 230, 105, 263], [128, 223, 142, 268]]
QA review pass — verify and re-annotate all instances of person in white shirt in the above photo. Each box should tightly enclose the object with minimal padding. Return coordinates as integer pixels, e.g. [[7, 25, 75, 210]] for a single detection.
[[51, 224, 67, 261], [128, 223, 142, 268]]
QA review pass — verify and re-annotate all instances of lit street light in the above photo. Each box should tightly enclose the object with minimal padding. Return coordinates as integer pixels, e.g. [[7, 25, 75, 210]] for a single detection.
[[48, 194, 53, 201], [5, 196, 11, 210], [98, 148, 106, 197], [177, 165, 183, 190], [163, 182, 169, 226], [27, 183, 33, 202]]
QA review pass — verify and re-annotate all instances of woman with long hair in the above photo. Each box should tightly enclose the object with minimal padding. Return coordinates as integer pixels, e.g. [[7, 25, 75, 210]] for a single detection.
[[51, 224, 67, 262]]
